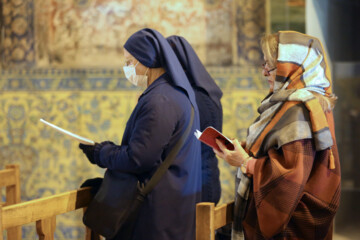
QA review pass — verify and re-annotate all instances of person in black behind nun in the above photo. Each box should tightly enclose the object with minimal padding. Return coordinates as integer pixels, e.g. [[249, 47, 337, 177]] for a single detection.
[[167, 35, 223, 205], [79, 28, 202, 240]]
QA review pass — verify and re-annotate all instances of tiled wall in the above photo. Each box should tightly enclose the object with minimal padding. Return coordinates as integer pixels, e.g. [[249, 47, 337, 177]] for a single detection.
[[1, 0, 268, 238], [0, 67, 268, 239]]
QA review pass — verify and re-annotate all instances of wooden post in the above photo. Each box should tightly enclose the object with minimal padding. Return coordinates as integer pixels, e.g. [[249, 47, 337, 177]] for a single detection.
[[5, 164, 21, 204], [196, 202, 215, 240], [4, 164, 21, 240], [0, 207, 3, 240], [36, 216, 56, 240]]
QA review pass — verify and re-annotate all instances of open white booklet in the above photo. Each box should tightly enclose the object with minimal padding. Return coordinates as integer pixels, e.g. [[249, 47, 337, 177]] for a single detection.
[[40, 119, 95, 145]]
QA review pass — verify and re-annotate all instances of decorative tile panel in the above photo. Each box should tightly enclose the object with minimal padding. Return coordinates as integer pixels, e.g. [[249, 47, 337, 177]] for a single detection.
[[1, 0, 35, 69], [0, 66, 267, 239]]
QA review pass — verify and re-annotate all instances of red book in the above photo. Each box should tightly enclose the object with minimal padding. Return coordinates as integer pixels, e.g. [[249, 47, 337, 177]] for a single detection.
[[194, 127, 234, 152]]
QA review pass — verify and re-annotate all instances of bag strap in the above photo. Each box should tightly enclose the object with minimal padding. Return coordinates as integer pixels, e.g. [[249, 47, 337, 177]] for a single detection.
[[140, 106, 195, 196]]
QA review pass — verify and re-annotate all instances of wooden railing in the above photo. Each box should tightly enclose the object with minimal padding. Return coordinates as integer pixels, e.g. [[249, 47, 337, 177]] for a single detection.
[[196, 201, 234, 240], [0, 187, 101, 240], [1, 164, 232, 240]]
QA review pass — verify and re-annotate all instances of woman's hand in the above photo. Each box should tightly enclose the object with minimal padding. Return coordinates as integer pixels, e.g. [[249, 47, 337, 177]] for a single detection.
[[213, 139, 249, 167]]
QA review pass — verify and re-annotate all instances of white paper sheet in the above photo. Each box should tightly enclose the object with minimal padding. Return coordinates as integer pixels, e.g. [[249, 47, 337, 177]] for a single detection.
[[194, 129, 202, 139], [40, 119, 95, 145]]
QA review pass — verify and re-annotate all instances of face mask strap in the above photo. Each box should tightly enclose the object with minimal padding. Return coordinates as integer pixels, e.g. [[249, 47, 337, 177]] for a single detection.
[[144, 67, 149, 76], [134, 61, 149, 77]]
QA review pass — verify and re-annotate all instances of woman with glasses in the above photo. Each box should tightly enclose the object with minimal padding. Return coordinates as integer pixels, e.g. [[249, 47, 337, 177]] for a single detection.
[[214, 31, 341, 239]]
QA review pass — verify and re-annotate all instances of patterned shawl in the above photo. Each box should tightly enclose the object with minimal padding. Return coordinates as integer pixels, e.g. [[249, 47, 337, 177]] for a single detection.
[[232, 31, 335, 240], [247, 31, 334, 163]]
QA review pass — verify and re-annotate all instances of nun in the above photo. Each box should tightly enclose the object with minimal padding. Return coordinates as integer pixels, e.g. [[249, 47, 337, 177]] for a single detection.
[[167, 35, 223, 205], [79, 28, 202, 240]]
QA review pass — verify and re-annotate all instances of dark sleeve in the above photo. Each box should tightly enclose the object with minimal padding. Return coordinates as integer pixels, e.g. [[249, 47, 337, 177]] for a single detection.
[[251, 139, 315, 238], [94, 94, 178, 174], [194, 88, 223, 203], [194, 88, 222, 132]]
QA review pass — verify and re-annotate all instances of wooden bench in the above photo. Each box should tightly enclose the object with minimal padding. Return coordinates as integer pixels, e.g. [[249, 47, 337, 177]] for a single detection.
[[0, 187, 101, 240], [1, 166, 232, 240], [0, 164, 21, 240], [196, 201, 234, 240]]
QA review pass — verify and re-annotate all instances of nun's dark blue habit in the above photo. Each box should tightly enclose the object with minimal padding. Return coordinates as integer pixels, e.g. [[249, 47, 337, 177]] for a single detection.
[[167, 35, 223, 204], [92, 29, 202, 240]]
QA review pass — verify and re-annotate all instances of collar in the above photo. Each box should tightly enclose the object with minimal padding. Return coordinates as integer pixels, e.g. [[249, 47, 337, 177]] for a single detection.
[[139, 72, 169, 100]]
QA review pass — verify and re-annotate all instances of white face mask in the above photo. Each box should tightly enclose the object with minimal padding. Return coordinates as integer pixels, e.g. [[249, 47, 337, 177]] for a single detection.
[[123, 62, 149, 87]]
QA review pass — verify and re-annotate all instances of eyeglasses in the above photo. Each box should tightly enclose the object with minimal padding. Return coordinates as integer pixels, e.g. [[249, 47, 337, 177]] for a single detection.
[[125, 59, 137, 67], [262, 62, 277, 75]]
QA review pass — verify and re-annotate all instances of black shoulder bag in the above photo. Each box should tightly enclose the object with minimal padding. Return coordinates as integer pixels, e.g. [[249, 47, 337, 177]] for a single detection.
[[83, 106, 194, 239]]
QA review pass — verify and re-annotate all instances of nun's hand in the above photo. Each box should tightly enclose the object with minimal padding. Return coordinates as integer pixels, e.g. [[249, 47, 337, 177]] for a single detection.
[[79, 143, 98, 164], [80, 177, 103, 196], [214, 139, 249, 167]]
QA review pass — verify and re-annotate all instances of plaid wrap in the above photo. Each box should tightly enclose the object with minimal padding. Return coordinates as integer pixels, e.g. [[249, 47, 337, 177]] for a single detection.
[[231, 169, 251, 240], [232, 31, 341, 239], [243, 139, 340, 239], [246, 31, 334, 159]]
